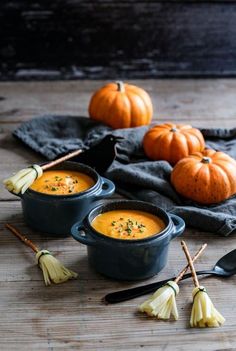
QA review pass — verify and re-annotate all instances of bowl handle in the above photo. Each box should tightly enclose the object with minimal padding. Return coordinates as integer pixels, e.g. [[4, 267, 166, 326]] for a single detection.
[[8, 190, 22, 198], [169, 214, 185, 240], [95, 177, 115, 199], [71, 222, 97, 246]]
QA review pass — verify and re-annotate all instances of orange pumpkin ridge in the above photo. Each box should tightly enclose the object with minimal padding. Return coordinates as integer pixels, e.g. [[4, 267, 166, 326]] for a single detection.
[[143, 123, 205, 165], [88, 81, 153, 129], [171, 149, 236, 204]]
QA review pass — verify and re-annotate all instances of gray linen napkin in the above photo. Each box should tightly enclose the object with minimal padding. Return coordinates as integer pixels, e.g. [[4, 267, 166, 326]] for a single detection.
[[14, 115, 236, 236]]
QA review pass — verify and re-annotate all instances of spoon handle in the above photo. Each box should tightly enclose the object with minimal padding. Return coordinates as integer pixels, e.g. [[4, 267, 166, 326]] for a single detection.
[[104, 270, 217, 304]]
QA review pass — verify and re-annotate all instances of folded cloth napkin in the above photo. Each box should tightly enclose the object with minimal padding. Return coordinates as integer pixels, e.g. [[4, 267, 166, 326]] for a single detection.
[[14, 115, 236, 236]]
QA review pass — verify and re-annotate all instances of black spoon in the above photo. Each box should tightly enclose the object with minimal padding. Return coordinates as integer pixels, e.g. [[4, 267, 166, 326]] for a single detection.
[[104, 249, 236, 304]]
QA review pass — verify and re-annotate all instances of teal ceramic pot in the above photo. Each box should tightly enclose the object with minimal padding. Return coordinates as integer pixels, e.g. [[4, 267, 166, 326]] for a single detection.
[[71, 200, 185, 280], [15, 161, 115, 236]]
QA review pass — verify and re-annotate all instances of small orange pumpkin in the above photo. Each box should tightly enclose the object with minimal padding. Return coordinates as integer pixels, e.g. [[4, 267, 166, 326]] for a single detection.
[[171, 149, 236, 204], [143, 123, 205, 165], [88, 81, 153, 129]]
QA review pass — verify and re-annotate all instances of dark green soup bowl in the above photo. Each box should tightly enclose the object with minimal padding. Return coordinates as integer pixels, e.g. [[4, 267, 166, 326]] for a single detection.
[[71, 200, 185, 280], [14, 161, 115, 236]]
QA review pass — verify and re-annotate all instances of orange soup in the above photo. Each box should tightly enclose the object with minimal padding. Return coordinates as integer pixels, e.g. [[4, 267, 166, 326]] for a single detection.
[[30, 170, 95, 195], [91, 210, 165, 240]]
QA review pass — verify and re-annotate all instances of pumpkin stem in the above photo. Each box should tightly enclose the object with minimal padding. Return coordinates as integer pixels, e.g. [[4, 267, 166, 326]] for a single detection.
[[201, 156, 211, 164], [116, 81, 125, 93], [170, 127, 178, 132]]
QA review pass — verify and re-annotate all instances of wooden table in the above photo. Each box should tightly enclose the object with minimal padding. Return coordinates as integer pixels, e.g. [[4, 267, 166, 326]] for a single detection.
[[0, 80, 236, 350]]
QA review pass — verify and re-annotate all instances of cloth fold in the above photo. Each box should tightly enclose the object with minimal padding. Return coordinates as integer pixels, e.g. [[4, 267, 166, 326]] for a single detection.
[[14, 115, 236, 236]]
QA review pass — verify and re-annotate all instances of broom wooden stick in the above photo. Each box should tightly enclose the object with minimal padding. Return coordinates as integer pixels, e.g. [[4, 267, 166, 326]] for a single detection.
[[139, 243, 207, 320], [181, 241, 200, 287], [5, 223, 39, 253], [3, 149, 83, 194], [181, 241, 225, 327], [41, 149, 83, 171], [175, 243, 207, 284], [5, 223, 78, 286]]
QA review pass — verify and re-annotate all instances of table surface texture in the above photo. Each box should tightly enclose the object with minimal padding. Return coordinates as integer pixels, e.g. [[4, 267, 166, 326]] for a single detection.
[[0, 79, 236, 351]]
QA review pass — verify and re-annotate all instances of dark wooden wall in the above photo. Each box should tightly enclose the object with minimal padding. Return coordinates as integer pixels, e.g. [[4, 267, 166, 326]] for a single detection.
[[1, 1, 236, 80]]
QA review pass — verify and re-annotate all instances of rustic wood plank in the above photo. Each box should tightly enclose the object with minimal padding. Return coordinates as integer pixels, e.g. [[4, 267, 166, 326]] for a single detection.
[[1, 78, 236, 199], [0, 202, 236, 350], [0, 80, 236, 350], [1, 80, 236, 123]]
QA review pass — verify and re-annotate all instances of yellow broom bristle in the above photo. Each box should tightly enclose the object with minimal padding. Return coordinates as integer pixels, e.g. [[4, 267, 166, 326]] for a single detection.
[[139, 281, 179, 320], [3, 164, 43, 194], [36, 250, 78, 286], [190, 286, 225, 328]]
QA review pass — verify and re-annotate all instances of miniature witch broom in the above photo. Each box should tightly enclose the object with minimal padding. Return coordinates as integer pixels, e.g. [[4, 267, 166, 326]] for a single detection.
[[3, 149, 83, 194], [139, 243, 207, 320], [5, 223, 78, 286], [181, 240, 225, 328]]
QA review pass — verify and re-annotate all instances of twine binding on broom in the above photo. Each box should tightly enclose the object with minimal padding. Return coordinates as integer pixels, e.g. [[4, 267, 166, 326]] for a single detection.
[[35, 249, 78, 286], [5, 224, 78, 286], [139, 243, 207, 321], [181, 240, 225, 328], [4, 164, 43, 194], [3, 149, 83, 194]]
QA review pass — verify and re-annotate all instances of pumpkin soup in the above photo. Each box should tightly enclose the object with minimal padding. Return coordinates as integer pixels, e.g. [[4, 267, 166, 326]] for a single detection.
[[30, 170, 95, 195], [91, 210, 165, 240]]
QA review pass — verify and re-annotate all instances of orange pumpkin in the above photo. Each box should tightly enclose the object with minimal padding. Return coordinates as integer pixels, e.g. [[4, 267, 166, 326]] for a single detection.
[[88, 81, 153, 129], [143, 123, 205, 165], [171, 149, 236, 204]]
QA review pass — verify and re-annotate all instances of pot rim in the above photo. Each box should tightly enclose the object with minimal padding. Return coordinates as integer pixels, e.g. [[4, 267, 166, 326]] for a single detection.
[[85, 200, 173, 244], [25, 161, 101, 199]]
